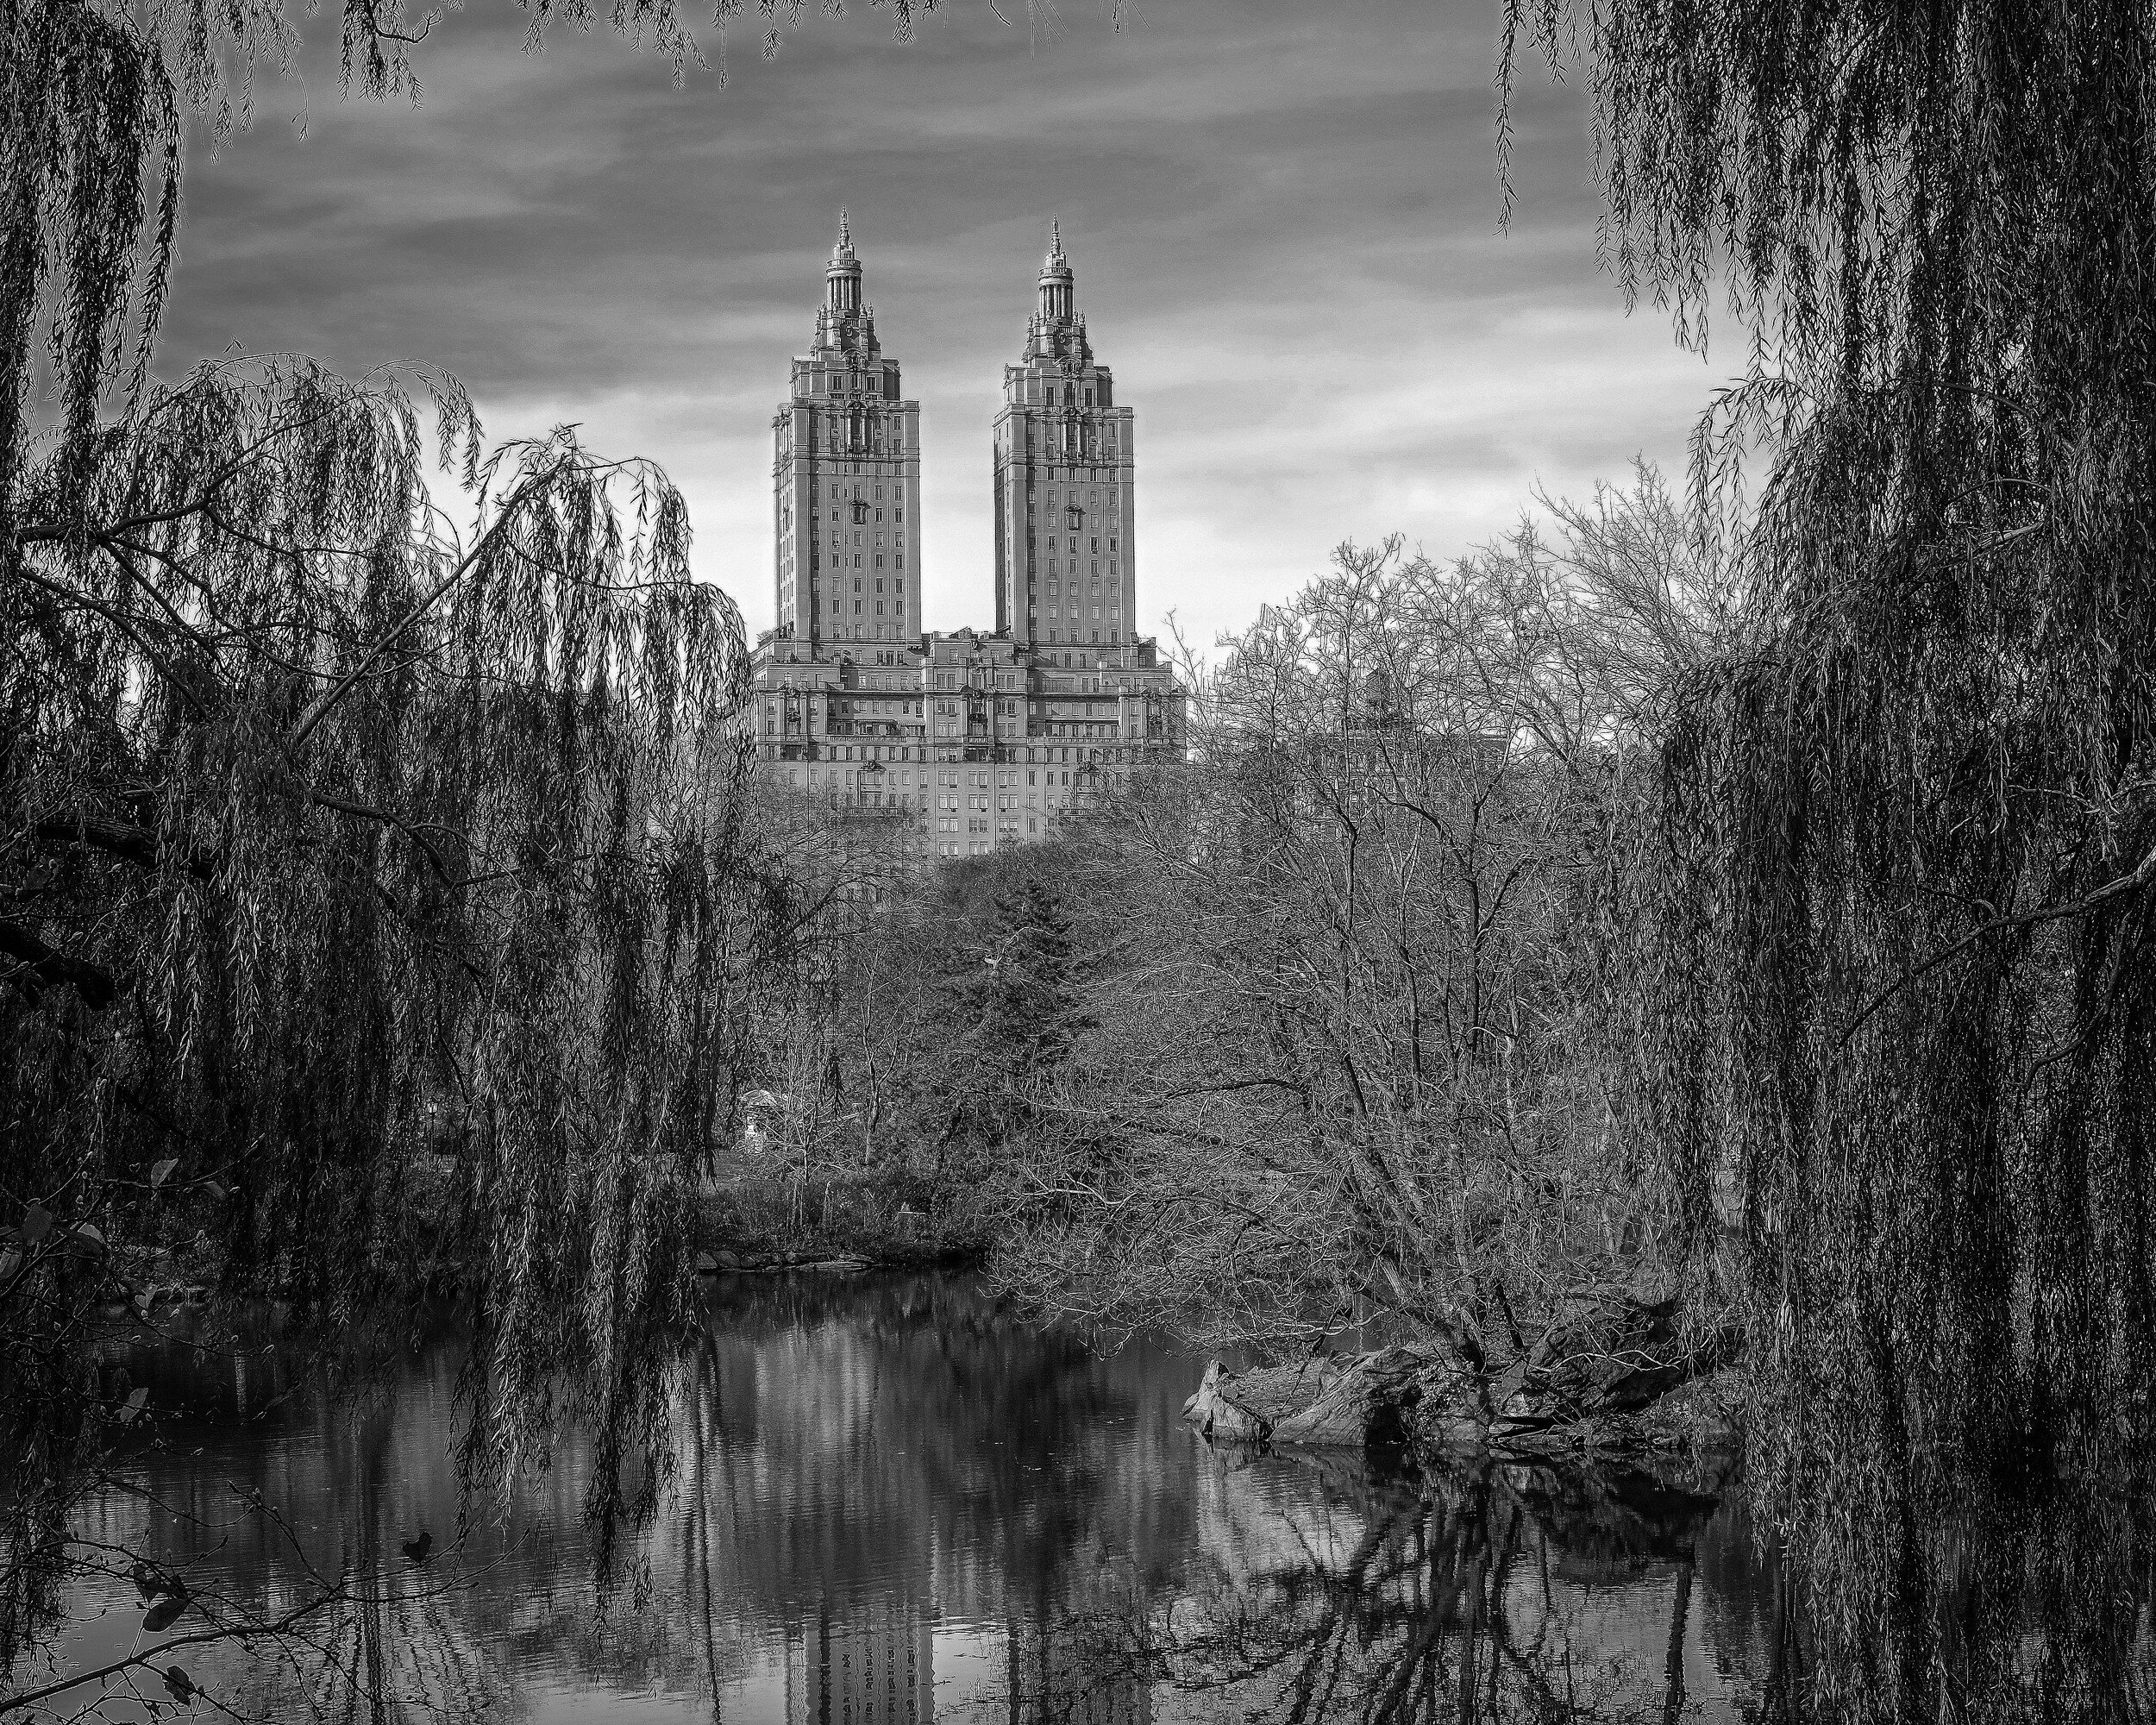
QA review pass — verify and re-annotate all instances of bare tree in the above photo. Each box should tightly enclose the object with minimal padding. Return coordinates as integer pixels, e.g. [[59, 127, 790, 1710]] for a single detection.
[[979, 480, 1738, 1431]]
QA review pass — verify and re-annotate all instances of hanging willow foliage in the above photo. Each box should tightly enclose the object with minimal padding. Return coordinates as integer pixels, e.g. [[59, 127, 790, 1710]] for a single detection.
[[0, 0, 868, 1678], [1504, 0, 2156, 1715], [0, 348, 799, 1617], [0, 0, 950, 520]]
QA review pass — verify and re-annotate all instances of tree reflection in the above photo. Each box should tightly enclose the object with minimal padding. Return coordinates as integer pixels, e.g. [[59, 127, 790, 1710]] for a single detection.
[[1008, 1451, 1760, 1725], [69, 1278, 2126, 1724]]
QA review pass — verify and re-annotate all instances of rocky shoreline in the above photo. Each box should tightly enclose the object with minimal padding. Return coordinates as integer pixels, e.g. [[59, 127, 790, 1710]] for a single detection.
[[693, 1242, 984, 1276], [1183, 1281, 1745, 1472]]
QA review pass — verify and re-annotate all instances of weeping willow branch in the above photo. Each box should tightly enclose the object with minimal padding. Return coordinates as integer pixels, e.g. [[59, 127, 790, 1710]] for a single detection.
[[1, 351, 803, 1694], [285, 458, 560, 752], [1495, 0, 2156, 1716], [1837, 837, 2156, 1051]]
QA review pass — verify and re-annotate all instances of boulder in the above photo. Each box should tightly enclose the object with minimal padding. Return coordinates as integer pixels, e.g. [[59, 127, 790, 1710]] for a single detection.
[[1182, 1360, 1274, 1446], [1184, 1348, 1432, 1451], [1216, 1358, 1346, 1425], [1275, 1346, 1426, 1448]]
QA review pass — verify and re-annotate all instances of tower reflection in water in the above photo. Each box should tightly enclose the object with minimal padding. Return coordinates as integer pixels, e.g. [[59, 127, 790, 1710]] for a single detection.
[[675, 1274, 1175, 1722]]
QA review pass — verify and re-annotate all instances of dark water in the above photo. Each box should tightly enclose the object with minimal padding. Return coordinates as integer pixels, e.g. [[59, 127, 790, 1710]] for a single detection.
[[51, 1275, 1775, 1722]]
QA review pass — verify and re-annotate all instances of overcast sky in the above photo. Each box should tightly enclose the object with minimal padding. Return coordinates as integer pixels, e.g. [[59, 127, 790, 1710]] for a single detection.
[[161, 0, 1718, 649]]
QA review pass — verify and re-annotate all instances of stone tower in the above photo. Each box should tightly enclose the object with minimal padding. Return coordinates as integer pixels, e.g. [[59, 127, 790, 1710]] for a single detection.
[[991, 222, 1138, 652], [744, 216, 1185, 866], [770, 213, 924, 653]]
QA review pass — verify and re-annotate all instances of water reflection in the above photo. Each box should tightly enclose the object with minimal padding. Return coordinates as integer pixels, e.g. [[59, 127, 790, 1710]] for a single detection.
[[1051, 1454, 1773, 1725], [43, 1276, 1774, 1722]]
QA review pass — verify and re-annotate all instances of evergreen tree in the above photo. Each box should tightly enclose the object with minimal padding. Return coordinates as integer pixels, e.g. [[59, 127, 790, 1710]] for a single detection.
[[923, 868, 1093, 1182], [975, 875, 1089, 1075]]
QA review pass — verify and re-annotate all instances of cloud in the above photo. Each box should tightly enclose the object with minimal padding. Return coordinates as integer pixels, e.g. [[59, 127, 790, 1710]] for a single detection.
[[159, 0, 1718, 650]]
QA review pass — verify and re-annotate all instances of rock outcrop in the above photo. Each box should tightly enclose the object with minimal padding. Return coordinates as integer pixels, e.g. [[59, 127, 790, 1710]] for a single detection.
[[1182, 1283, 1742, 1459], [1183, 1348, 1426, 1450]]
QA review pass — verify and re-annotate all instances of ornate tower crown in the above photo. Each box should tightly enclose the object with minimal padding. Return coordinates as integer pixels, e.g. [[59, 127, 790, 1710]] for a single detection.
[[825, 210, 864, 312], [1037, 219, 1075, 322]]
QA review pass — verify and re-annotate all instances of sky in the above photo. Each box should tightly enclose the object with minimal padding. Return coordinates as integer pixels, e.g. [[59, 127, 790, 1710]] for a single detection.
[[160, 0, 1721, 651]]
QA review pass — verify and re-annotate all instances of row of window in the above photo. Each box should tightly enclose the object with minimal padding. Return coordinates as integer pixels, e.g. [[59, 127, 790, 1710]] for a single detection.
[[766, 744, 1144, 766], [810, 551, 905, 570], [764, 694, 924, 720], [810, 419, 900, 453], [1039, 564, 1118, 585], [1031, 536, 1118, 555]]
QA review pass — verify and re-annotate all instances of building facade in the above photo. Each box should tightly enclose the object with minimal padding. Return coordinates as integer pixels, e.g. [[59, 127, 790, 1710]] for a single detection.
[[992, 221, 1137, 649], [748, 218, 1186, 862], [772, 211, 922, 652]]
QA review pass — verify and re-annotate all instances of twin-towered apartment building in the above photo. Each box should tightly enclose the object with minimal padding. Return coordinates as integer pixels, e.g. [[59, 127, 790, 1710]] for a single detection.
[[747, 216, 1187, 859]]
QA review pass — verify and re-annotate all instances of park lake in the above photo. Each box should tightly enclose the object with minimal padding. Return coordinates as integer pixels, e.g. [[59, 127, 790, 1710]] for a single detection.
[[47, 1275, 1777, 1723]]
